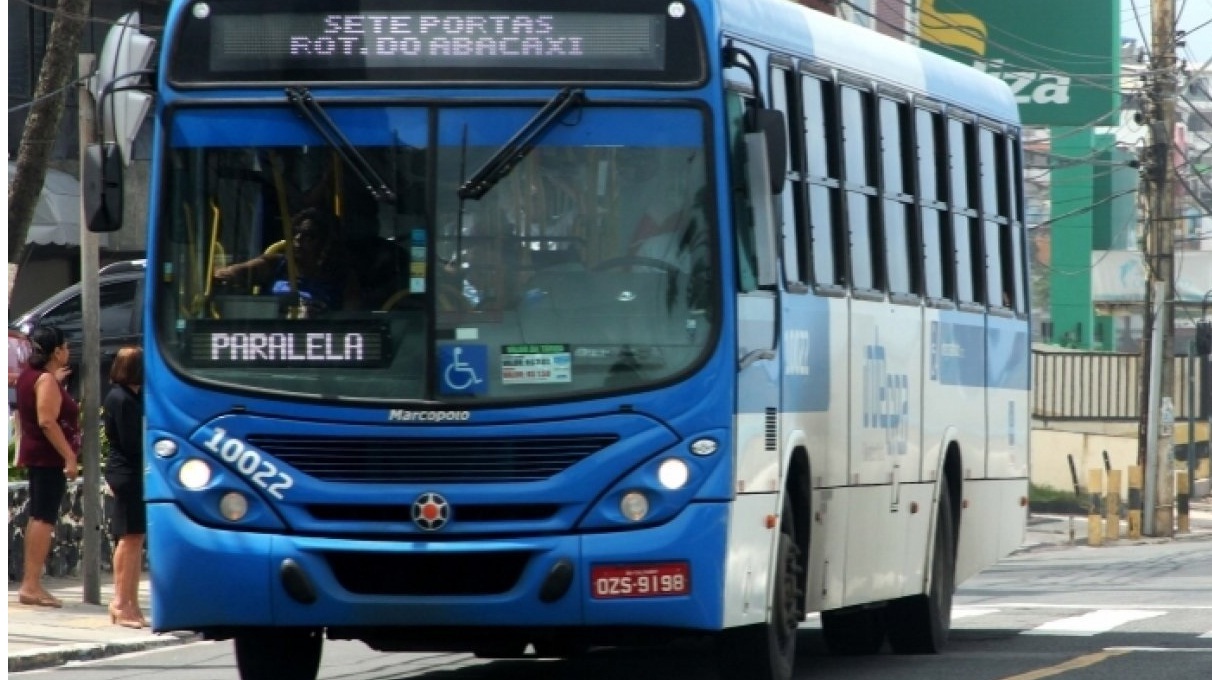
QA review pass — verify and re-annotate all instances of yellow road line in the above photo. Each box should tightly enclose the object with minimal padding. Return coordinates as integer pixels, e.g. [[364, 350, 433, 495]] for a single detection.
[[997, 649, 1129, 680]]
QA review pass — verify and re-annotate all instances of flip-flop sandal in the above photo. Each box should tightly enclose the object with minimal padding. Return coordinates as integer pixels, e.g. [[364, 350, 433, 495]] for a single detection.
[[18, 593, 63, 608]]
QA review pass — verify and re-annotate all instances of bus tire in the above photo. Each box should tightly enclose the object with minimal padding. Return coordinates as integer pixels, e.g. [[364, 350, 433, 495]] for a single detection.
[[234, 628, 323, 680], [821, 606, 886, 655], [532, 640, 591, 658], [471, 642, 529, 658], [887, 483, 955, 654], [718, 505, 803, 680]]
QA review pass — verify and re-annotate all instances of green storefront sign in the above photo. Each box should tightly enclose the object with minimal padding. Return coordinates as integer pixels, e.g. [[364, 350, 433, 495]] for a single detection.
[[917, 0, 1120, 125]]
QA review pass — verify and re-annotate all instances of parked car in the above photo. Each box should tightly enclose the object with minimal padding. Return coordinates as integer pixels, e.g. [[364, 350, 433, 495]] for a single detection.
[[8, 328, 32, 409], [9, 259, 146, 400]]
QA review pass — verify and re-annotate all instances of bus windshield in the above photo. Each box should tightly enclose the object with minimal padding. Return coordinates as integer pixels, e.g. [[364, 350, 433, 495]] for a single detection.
[[157, 103, 716, 403]]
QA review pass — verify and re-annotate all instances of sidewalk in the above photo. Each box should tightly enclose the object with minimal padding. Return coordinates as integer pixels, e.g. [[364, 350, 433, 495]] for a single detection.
[[1018, 496, 1212, 552], [7, 573, 195, 673], [8, 500, 1212, 674]]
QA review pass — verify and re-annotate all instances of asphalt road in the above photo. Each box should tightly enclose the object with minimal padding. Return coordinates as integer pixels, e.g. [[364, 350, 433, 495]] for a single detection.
[[14, 536, 1212, 680]]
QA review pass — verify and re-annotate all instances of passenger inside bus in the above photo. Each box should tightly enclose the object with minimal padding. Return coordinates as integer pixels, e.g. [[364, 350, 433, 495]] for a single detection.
[[214, 208, 361, 315]]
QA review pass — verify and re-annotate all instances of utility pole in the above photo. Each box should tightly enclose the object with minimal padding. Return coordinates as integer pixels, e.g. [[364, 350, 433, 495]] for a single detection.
[[78, 53, 103, 605], [1138, 0, 1179, 537]]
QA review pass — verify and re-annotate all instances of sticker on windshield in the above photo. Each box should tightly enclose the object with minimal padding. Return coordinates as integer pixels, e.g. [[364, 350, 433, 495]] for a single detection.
[[501, 344, 572, 384], [410, 229, 427, 293], [438, 344, 488, 395]]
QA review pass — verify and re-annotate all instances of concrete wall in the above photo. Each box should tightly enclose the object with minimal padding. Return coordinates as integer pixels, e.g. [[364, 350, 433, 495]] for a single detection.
[[7, 481, 128, 581], [1032, 422, 1211, 498]]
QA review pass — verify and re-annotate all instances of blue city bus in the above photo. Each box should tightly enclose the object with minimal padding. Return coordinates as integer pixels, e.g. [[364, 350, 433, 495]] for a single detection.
[[89, 1, 1030, 679]]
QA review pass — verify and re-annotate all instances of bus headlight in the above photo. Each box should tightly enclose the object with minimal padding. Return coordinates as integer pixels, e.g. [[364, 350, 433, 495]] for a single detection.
[[178, 459, 212, 489], [657, 458, 690, 490], [689, 438, 718, 456], [620, 491, 649, 521], [219, 492, 248, 521], [153, 439, 179, 458]]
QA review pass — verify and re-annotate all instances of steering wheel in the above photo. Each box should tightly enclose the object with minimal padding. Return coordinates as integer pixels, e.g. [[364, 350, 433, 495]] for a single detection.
[[592, 256, 683, 275]]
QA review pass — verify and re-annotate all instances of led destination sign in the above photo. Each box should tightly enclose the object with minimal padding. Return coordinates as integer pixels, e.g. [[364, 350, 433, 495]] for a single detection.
[[261, 13, 662, 67], [188, 320, 391, 369], [169, 1, 705, 85]]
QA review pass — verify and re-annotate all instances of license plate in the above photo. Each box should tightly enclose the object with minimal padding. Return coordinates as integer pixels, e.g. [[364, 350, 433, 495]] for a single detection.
[[590, 562, 690, 599]]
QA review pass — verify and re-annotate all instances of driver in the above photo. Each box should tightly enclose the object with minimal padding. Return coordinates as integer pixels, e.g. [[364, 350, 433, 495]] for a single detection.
[[214, 208, 361, 314]]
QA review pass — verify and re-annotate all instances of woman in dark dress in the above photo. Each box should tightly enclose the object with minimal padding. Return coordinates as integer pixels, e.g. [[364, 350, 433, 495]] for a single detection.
[[102, 346, 147, 628]]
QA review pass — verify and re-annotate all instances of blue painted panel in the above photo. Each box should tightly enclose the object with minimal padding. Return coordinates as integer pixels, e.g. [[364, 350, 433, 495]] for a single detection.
[[929, 317, 986, 387], [780, 295, 832, 413], [170, 107, 429, 147], [987, 319, 1030, 390]]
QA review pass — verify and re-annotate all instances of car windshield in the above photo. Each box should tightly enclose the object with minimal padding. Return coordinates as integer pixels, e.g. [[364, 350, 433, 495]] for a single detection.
[[157, 104, 716, 403]]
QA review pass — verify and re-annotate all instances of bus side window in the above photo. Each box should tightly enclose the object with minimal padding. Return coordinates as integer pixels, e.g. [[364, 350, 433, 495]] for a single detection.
[[978, 126, 1009, 310], [915, 106, 950, 301], [840, 84, 879, 292], [878, 95, 916, 297], [726, 89, 760, 293], [801, 73, 843, 288], [947, 116, 980, 306], [1008, 135, 1029, 315], [770, 62, 805, 287]]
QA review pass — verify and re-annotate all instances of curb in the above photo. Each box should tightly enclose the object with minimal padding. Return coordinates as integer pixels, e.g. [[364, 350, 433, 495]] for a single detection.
[[7, 632, 200, 673]]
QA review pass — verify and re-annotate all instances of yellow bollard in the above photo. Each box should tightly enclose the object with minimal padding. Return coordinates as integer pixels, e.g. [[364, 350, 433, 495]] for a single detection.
[[1176, 470, 1190, 534], [1105, 469, 1121, 541], [1127, 466, 1143, 540], [1087, 468, 1103, 547]]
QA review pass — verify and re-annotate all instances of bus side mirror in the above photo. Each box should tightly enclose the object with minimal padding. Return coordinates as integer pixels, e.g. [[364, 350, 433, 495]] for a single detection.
[[748, 108, 787, 195], [83, 143, 124, 233]]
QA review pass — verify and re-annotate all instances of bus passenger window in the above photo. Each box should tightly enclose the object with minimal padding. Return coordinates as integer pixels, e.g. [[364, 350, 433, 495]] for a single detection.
[[772, 64, 806, 285], [1011, 224, 1028, 314], [915, 107, 950, 300], [879, 97, 914, 295], [841, 86, 877, 291], [948, 118, 981, 305], [801, 75, 844, 287], [726, 90, 759, 292]]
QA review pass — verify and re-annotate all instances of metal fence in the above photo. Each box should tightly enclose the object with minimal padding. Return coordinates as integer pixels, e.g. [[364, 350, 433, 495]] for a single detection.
[[1032, 349, 1209, 421]]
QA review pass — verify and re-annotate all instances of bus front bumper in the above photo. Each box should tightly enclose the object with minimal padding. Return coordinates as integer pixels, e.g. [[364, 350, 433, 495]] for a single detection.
[[148, 501, 728, 635]]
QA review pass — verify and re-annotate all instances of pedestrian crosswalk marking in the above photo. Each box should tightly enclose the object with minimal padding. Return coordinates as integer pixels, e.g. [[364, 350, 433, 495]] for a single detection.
[[951, 607, 999, 620], [1021, 609, 1164, 636]]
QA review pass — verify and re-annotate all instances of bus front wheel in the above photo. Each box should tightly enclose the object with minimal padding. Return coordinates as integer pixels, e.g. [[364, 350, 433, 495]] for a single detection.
[[234, 628, 323, 680], [718, 505, 803, 680]]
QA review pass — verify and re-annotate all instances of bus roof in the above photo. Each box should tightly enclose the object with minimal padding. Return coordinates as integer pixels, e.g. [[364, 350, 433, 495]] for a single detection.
[[717, 0, 1019, 124]]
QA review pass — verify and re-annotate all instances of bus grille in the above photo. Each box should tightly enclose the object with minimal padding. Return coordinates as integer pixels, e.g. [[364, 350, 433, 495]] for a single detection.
[[245, 434, 619, 483]]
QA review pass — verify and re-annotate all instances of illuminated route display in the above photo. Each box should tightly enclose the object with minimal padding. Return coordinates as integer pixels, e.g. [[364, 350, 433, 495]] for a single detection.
[[169, 1, 705, 85], [279, 14, 655, 64], [187, 320, 392, 368]]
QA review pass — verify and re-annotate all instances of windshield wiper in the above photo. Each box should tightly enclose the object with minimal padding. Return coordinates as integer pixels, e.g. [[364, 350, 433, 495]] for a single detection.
[[285, 87, 395, 202], [457, 87, 586, 200]]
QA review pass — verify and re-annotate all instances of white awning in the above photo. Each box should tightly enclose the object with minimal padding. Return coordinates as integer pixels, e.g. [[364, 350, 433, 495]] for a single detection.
[[7, 163, 108, 247]]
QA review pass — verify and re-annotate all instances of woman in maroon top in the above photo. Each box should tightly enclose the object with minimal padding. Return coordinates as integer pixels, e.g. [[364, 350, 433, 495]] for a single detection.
[[14, 325, 80, 608]]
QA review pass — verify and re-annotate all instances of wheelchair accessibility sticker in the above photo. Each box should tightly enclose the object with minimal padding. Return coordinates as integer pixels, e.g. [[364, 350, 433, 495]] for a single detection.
[[438, 344, 488, 395]]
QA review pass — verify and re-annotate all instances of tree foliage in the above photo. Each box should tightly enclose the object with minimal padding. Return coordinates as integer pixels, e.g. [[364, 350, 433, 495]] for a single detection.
[[8, 0, 93, 265]]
